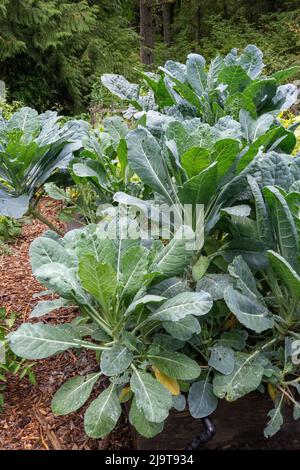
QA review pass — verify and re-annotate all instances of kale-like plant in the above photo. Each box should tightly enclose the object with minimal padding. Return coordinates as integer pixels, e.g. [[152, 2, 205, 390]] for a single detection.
[[102, 45, 299, 124], [0, 107, 87, 230], [7, 222, 213, 438]]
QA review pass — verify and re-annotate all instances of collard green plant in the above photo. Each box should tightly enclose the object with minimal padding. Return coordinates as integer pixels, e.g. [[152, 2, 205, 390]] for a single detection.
[[102, 45, 298, 124], [7, 221, 214, 438], [0, 107, 87, 223]]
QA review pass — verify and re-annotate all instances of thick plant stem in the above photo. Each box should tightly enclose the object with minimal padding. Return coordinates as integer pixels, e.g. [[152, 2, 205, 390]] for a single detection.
[[29, 207, 64, 236]]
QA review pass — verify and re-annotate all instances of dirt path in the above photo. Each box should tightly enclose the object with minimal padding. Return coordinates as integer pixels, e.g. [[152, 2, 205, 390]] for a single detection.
[[0, 199, 131, 450]]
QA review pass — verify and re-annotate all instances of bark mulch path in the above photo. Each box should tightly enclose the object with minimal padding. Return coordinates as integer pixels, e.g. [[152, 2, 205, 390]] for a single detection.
[[0, 198, 132, 450]]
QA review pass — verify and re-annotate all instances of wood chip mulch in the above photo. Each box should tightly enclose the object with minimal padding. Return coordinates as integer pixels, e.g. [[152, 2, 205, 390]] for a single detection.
[[0, 198, 132, 450]]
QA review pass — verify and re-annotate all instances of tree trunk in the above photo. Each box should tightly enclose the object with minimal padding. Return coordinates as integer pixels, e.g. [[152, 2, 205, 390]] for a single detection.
[[140, 0, 154, 65], [162, 2, 172, 47]]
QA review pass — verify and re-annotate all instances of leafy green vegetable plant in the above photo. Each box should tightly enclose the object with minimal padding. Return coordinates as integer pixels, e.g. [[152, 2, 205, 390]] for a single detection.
[[7, 221, 213, 438], [102, 45, 298, 124], [0, 107, 87, 229]]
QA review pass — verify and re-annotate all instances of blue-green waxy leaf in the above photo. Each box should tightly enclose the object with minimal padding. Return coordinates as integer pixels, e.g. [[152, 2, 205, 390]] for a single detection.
[[101, 74, 139, 102], [147, 351, 201, 380], [121, 246, 149, 297], [151, 225, 195, 278], [263, 186, 298, 268], [84, 384, 121, 438], [100, 344, 133, 376], [129, 398, 164, 438], [150, 291, 213, 322], [240, 110, 274, 142], [213, 352, 267, 401], [188, 380, 218, 418], [228, 255, 261, 298], [247, 175, 273, 246], [186, 53, 207, 95], [237, 45, 264, 79], [267, 250, 300, 301], [219, 330, 248, 351], [126, 127, 173, 203], [130, 369, 172, 423], [264, 400, 283, 438], [7, 322, 81, 359], [30, 298, 72, 318], [0, 193, 30, 218], [52, 372, 101, 416], [30, 237, 74, 273], [172, 394, 186, 411], [163, 315, 201, 341], [208, 345, 235, 375], [196, 274, 234, 300], [224, 286, 274, 333]]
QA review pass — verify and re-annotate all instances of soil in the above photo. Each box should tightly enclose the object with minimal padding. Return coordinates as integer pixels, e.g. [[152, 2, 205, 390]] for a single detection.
[[0, 198, 132, 450]]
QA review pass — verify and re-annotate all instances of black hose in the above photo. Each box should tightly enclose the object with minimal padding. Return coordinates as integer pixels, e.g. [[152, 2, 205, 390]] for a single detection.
[[186, 417, 216, 450]]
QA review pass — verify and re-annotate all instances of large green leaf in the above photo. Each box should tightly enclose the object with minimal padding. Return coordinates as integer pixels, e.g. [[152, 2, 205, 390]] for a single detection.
[[30, 236, 74, 273], [126, 127, 173, 203], [243, 78, 277, 112], [213, 352, 267, 401], [240, 110, 274, 142], [78, 255, 117, 312], [247, 175, 273, 246], [181, 147, 211, 178], [84, 384, 121, 438], [224, 286, 274, 333], [52, 372, 101, 415], [150, 291, 212, 322], [163, 315, 200, 341], [7, 322, 81, 359], [188, 380, 218, 418], [130, 369, 172, 423], [101, 74, 139, 102], [218, 66, 250, 94], [213, 139, 240, 182], [271, 66, 300, 84], [196, 274, 233, 300], [237, 45, 264, 79], [30, 298, 72, 318], [151, 226, 194, 278], [100, 344, 133, 376], [186, 53, 207, 95], [263, 186, 298, 268], [129, 398, 164, 438], [228, 255, 261, 298], [267, 250, 300, 301], [34, 263, 84, 301], [0, 193, 30, 218], [147, 351, 201, 380], [178, 162, 218, 206], [208, 345, 235, 375], [121, 246, 149, 297], [220, 237, 269, 271], [264, 400, 283, 438]]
